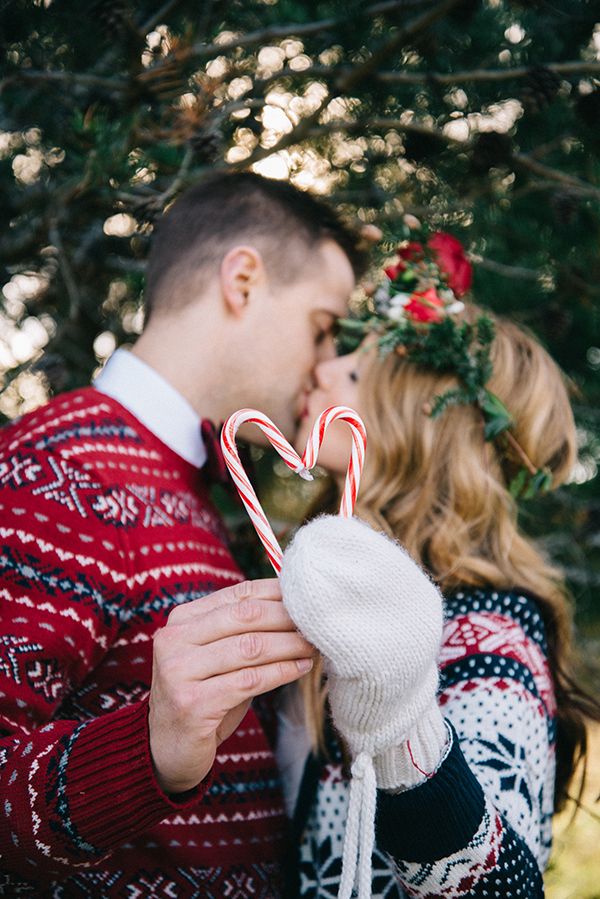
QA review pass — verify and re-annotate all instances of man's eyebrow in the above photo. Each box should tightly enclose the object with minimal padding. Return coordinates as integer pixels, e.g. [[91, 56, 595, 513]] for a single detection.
[[315, 312, 342, 336], [315, 310, 339, 324]]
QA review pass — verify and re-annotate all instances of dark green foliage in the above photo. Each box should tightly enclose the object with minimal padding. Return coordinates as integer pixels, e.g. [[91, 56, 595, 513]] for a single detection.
[[471, 132, 513, 173], [520, 65, 562, 114]]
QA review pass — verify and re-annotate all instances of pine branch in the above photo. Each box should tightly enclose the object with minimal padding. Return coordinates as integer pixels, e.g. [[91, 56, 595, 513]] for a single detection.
[[38, 0, 184, 85], [306, 115, 600, 206], [252, 65, 336, 94], [197, 0, 216, 39], [106, 256, 146, 274], [566, 269, 600, 298], [513, 153, 600, 201], [510, 180, 561, 200], [375, 202, 468, 220], [0, 227, 46, 263], [0, 70, 127, 95], [307, 117, 458, 145], [224, 0, 464, 172], [336, 0, 466, 93], [377, 60, 600, 85], [139, 0, 184, 33], [188, 0, 435, 61], [117, 145, 196, 217], [48, 220, 81, 320], [226, 92, 333, 171], [72, 223, 106, 269], [0, 3, 184, 97], [528, 135, 572, 160], [154, 144, 195, 207], [135, 0, 433, 92], [12, 58, 600, 101], [470, 255, 541, 281], [253, 60, 600, 95]]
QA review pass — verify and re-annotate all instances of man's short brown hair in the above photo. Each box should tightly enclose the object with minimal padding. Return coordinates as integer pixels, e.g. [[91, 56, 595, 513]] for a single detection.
[[144, 172, 367, 320]]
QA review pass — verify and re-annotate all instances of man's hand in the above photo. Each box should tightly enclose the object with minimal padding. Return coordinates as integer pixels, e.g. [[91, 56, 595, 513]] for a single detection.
[[148, 578, 316, 795]]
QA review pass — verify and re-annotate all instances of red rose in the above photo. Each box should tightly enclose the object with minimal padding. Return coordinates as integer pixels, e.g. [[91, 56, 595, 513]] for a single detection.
[[427, 232, 472, 297], [404, 287, 445, 323], [384, 262, 404, 281], [384, 241, 424, 281], [399, 241, 424, 261]]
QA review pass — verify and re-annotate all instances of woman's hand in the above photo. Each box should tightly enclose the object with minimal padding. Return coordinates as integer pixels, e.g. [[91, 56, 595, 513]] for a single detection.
[[280, 516, 448, 790]]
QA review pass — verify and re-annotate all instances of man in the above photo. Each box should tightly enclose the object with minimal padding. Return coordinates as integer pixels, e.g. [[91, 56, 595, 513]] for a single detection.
[[0, 173, 365, 896]]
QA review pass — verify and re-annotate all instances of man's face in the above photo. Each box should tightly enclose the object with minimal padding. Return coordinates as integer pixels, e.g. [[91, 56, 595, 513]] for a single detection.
[[250, 239, 355, 441]]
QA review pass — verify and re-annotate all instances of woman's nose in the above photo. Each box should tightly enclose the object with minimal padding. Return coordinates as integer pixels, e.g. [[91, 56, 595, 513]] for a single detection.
[[314, 359, 334, 390]]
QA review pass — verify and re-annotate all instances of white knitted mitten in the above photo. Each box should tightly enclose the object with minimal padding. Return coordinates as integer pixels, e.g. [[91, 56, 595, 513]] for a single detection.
[[281, 514, 447, 784], [280, 515, 449, 899]]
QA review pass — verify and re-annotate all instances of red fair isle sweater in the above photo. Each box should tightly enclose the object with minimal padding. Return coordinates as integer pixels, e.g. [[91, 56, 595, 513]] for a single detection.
[[0, 388, 287, 897]]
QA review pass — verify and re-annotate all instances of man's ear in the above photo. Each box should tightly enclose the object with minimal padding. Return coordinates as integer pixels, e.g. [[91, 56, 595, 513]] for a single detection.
[[220, 245, 265, 318]]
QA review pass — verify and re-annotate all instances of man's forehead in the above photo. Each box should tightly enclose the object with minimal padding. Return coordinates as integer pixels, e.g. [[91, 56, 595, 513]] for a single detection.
[[313, 241, 356, 307], [320, 238, 356, 280]]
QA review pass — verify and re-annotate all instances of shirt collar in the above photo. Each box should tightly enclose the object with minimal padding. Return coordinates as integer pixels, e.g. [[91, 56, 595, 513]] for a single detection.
[[93, 347, 207, 469]]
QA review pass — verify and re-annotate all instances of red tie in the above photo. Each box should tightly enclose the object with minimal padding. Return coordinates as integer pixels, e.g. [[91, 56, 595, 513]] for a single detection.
[[199, 419, 230, 485]]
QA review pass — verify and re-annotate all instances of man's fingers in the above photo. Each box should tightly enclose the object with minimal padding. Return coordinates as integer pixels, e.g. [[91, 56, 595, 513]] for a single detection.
[[166, 578, 282, 625], [175, 597, 299, 646], [203, 657, 314, 711], [176, 630, 317, 681]]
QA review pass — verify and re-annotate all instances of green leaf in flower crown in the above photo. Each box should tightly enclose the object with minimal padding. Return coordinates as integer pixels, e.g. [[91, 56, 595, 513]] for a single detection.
[[338, 317, 370, 332], [509, 467, 553, 501], [336, 317, 370, 354], [399, 270, 419, 286], [476, 315, 495, 347], [430, 386, 475, 418], [378, 331, 402, 355], [509, 468, 529, 499], [523, 468, 553, 500], [481, 389, 513, 440]]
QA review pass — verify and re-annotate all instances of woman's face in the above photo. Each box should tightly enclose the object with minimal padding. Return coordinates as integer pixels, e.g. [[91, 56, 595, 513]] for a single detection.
[[295, 341, 374, 476]]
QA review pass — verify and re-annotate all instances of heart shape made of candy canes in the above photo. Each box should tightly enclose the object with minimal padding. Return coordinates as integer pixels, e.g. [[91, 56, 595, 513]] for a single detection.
[[220, 405, 367, 574]]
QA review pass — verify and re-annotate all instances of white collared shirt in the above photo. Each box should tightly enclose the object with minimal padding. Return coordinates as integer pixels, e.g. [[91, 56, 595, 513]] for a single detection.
[[93, 347, 207, 469]]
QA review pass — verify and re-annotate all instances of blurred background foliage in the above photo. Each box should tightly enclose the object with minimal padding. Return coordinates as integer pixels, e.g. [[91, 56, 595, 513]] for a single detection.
[[1, 1, 600, 888]]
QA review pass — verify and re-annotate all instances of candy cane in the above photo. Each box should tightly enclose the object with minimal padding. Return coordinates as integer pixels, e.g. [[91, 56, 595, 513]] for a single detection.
[[221, 409, 308, 573], [221, 406, 367, 574], [302, 405, 367, 519]]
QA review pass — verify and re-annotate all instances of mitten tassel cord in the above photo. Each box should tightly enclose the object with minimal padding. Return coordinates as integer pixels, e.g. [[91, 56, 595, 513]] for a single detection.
[[338, 752, 377, 899]]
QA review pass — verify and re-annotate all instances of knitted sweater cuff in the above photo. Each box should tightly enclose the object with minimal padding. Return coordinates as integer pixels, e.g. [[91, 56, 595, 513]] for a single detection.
[[373, 703, 449, 790], [63, 698, 212, 853], [375, 721, 485, 863]]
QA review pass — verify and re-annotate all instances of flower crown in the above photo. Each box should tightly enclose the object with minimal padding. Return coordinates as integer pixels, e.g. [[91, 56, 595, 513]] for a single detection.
[[338, 227, 552, 500]]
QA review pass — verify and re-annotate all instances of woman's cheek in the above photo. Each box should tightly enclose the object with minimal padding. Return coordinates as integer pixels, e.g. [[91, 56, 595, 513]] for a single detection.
[[321, 423, 355, 475]]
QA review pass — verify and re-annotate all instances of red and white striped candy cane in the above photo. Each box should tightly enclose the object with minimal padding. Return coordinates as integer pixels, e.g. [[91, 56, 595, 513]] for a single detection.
[[220, 406, 367, 574], [221, 409, 308, 573], [302, 405, 367, 519]]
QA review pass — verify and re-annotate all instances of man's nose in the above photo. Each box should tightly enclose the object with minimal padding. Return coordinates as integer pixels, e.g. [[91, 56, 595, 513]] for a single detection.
[[316, 333, 337, 364]]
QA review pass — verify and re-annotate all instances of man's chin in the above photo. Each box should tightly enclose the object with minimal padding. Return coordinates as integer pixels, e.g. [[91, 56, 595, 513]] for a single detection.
[[291, 417, 310, 454], [236, 413, 298, 448], [236, 422, 269, 447]]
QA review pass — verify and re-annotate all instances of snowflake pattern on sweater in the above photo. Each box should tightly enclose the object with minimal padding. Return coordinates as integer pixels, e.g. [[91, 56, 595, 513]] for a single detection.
[[286, 589, 554, 898], [0, 388, 287, 897]]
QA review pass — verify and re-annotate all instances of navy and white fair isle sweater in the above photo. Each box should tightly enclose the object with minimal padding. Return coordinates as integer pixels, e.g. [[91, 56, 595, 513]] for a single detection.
[[270, 587, 555, 898]]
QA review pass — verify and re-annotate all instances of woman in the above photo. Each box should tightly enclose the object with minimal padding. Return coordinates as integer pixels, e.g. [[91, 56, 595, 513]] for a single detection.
[[271, 232, 600, 898]]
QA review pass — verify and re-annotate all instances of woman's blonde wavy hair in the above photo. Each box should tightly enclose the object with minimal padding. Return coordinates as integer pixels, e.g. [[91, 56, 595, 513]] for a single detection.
[[302, 307, 599, 813]]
